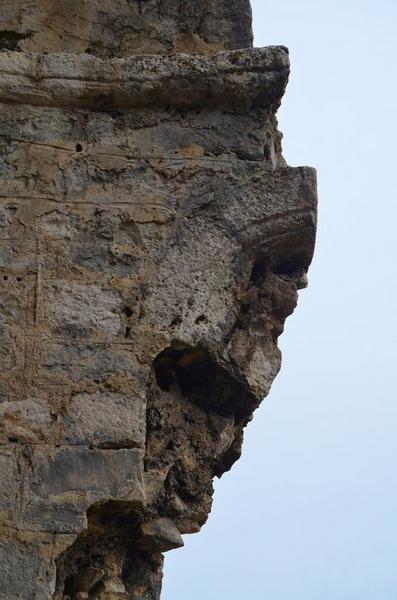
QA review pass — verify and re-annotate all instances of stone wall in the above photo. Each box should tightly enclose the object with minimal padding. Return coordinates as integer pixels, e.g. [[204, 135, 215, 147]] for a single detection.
[[0, 1, 317, 598]]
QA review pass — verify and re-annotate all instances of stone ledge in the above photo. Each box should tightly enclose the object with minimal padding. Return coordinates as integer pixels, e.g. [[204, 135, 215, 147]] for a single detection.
[[0, 46, 289, 111]]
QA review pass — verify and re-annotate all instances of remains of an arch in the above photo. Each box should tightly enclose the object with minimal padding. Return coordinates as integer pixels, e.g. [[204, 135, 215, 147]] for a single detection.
[[0, 1, 317, 598]]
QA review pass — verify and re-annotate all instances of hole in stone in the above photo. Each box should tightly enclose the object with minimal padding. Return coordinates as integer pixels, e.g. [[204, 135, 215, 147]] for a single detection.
[[194, 314, 207, 324], [125, 326, 131, 338], [170, 316, 182, 327], [16, 276, 22, 282], [3, 275, 7, 281], [272, 257, 306, 279], [250, 257, 269, 285], [75, 143, 83, 153], [54, 501, 163, 600], [122, 306, 133, 317], [263, 144, 271, 160], [153, 343, 254, 420], [63, 575, 75, 597], [0, 30, 31, 51], [240, 304, 250, 315]]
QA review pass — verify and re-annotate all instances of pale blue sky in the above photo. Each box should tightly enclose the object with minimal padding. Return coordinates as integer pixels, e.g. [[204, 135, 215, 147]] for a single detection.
[[163, 1, 397, 598]]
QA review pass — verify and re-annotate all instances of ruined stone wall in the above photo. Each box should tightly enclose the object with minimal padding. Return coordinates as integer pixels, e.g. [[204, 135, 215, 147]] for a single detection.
[[0, 2, 317, 598]]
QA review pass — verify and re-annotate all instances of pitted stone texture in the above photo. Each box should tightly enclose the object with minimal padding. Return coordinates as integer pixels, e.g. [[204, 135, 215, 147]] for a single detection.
[[61, 391, 145, 449], [0, 0, 252, 57]]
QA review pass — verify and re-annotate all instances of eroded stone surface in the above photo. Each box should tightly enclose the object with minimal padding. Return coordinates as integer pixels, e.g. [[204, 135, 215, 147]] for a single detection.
[[0, 0, 252, 57], [137, 518, 184, 553], [0, 1, 317, 598]]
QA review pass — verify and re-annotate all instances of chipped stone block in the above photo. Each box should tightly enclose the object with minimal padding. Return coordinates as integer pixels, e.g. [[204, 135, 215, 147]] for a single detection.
[[138, 518, 184, 553], [61, 391, 145, 449], [22, 447, 145, 533], [40, 341, 138, 384], [0, 398, 53, 444], [45, 282, 122, 339]]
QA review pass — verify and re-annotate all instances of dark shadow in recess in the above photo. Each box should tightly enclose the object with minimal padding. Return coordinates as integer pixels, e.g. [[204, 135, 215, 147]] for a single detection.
[[153, 342, 255, 423]]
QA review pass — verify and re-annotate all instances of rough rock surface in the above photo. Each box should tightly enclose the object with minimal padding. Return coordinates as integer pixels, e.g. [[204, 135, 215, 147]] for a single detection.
[[0, 1, 317, 598]]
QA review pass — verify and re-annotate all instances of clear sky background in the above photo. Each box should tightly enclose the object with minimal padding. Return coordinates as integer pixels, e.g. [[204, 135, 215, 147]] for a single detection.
[[163, 1, 397, 598]]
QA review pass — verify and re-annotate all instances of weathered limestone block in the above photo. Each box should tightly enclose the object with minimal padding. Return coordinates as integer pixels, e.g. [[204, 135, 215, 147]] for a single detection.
[[0, 532, 62, 599], [0, 0, 317, 598], [61, 391, 145, 448], [137, 518, 184, 553], [0, 0, 252, 57]]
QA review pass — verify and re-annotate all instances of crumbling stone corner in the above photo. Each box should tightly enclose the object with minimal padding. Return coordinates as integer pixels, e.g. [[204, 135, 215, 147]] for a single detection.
[[0, 1, 317, 598]]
